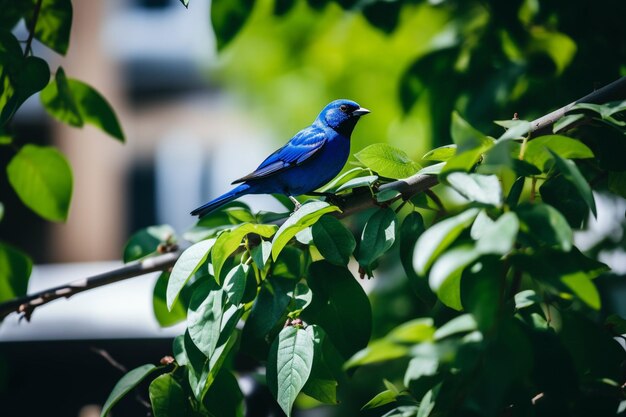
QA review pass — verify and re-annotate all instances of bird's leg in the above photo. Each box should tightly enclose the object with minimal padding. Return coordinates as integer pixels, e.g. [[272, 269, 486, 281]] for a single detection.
[[289, 196, 302, 212], [306, 191, 345, 209]]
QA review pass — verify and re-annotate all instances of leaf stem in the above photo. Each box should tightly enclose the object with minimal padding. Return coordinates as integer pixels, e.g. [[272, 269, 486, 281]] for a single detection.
[[25, 0, 44, 57]]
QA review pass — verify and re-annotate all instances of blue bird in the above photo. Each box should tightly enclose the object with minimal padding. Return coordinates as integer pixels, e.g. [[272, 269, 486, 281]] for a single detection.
[[191, 99, 370, 217]]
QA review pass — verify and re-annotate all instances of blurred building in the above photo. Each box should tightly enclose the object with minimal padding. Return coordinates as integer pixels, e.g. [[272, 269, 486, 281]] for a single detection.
[[4, 0, 278, 264]]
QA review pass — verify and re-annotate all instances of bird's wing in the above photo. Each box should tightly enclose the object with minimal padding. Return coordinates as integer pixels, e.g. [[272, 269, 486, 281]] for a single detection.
[[232, 127, 327, 184]]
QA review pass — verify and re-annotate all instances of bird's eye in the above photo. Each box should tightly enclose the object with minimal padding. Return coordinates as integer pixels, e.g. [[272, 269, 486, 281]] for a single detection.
[[340, 104, 348, 112]]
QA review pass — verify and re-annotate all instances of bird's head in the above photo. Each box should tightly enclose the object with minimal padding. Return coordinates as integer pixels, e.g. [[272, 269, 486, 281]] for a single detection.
[[318, 99, 370, 136]]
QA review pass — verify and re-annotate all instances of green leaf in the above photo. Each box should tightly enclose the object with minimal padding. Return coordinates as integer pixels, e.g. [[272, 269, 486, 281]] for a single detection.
[[540, 175, 589, 227], [153, 272, 187, 327], [494, 119, 532, 140], [445, 172, 502, 206], [167, 238, 216, 310], [301, 325, 343, 405], [514, 290, 541, 309], [311, 215, 355, 266], [428, 245, 477, 310], [7, 144, 72, 222], [31, 0, 73, 55], [362, 389, 398, 410], [272, 201, 340, 260], [187, 279, 224, 357], [64, 78, 125, 141], [443, 111, 496, 173], [433, 314, 477, 340], [202, 369, 244, 417], [335, 175, 378, 193], [422, 144, 456, 162], [450, 112, 493, 153], [553, 113, 585, 133], [475, 212, 519, 255], [211, 0, 254, 50], [399, 211, 435, 305], [561, 272, 601, 310], [1, 57, 50, 126], [548, 150, 597, 217], [516, 203, 573, 251], [222, 263, 249, 306], [101, 364, 159, 417], [354, 143, 421, 179], [149, 373, 188, 417], [523, 135, 593, 171], [179, 0, 190, 7], [40, 67, 83, 126], [123, 224, 176, 263], [0, 242, 32, 303], [345, 339, 409, 369], [304, 262, 372, 358], [404, 356, 438, 389], [212, 223, 277, 281], [251, 240, 272, 270], [413, 208, 480, 275], [321, 167, 370, 193], [345, 318, 435, 369], [289, 282, 313, 315], [357, 208, 397, 275], [268, 326, 315, 417], [528, 28, 576, 74], [187, 280, 242, 359]]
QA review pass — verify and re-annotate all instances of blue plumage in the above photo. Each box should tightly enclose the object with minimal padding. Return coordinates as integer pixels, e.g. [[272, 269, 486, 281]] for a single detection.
[[191, 99, 369, 217]]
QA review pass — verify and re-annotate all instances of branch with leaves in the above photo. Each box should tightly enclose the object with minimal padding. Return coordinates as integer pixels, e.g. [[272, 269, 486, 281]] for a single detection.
[[1, 76, 624, 320]]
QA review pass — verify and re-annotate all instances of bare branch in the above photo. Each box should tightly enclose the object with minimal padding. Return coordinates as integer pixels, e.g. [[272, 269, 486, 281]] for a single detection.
[[0, 76, 624, 321], [0, 251, 180, 320]]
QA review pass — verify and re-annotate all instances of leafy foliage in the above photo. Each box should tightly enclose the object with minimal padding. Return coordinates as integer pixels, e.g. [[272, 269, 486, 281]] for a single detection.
[[102, 99, 626, 417]]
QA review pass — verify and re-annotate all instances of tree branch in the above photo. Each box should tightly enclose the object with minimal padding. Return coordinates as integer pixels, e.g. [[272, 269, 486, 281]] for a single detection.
[[1, 76, 625, 321], [0, 251, 180, 320]]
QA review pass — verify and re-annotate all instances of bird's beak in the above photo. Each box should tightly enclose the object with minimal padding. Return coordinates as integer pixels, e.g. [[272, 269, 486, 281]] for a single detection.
[[352, 107, 370, 117]]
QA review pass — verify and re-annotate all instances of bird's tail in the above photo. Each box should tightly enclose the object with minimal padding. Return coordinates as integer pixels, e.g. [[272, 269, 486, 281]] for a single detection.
[[191, 183, 252, 218]]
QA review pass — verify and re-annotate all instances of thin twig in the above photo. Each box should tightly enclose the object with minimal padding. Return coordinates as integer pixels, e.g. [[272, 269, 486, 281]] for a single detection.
[[24, 0, 44, 57], [0, 77, 625, 320]]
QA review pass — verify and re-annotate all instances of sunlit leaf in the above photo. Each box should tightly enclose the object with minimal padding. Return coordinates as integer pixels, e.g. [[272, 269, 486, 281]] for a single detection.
[[494, 119, 532, 140], [422, 144, 456, 162], [167, 238, 216, 310], [267, 326, 315, 417], [31, 0, 73, 55], [413, 208, 480, 275], [149, 374, 188, 417], [523, 135, 593, 171], [428, 245, 477, 310], [445, 172, 502, 206], [212, 223, 277, 281], [357, 207, 397, 275], [272, 201, 340, 260], [153, 272, 186, 327], [7, 145, 72, 222], [355, 143, 421, 179], [40, 67, 83, 127]]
